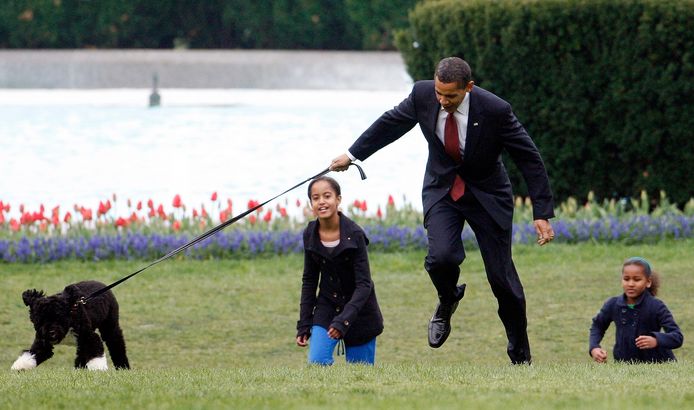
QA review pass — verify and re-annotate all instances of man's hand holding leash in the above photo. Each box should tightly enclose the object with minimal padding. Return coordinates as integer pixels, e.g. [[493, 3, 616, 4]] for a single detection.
[[330, 154, 352, 172]]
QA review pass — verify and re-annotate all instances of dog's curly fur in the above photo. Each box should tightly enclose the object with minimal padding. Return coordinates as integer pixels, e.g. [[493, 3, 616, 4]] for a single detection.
[[11, 280, 129, 370]]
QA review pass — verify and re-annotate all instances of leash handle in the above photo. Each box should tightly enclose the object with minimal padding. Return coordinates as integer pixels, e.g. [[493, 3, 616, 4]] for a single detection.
[[82, 163, 366, 303], [348, 163, 367, 180]]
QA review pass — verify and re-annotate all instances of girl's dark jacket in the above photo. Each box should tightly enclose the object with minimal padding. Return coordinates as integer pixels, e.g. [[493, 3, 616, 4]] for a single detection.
[[589, 290, 683, 362], [296, 213, 384, 346]]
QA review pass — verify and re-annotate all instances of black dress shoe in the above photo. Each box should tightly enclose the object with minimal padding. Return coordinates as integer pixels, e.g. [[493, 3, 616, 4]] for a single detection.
[[428, 284, 466, 348]]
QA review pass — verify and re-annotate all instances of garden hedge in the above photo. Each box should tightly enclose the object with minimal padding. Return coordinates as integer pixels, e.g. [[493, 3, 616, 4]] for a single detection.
[[395, 0, 694, 206], [0, 0, 417, 50]]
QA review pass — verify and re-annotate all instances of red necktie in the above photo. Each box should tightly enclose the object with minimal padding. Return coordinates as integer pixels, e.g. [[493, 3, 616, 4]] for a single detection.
[[444, 113, 466, 200]]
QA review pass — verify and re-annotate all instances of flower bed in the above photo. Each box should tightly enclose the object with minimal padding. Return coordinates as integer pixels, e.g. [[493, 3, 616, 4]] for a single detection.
[[0, 191, 692, 262]]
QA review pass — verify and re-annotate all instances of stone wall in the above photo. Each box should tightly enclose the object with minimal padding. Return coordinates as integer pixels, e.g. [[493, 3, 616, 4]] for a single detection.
[[0, 50, 412, 90]]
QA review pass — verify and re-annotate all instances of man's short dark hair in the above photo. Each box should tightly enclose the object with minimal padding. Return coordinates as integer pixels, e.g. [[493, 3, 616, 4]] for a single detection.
[[435, 57, 472, 89]]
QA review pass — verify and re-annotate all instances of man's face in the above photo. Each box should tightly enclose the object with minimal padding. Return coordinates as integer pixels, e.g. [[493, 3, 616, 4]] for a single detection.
[[435, 77, 473, 113]]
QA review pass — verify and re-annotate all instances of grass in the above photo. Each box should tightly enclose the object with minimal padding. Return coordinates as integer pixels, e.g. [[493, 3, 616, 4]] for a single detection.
[[1, 240, 692, 409]]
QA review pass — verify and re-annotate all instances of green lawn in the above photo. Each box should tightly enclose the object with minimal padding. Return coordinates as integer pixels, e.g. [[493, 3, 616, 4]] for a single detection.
[[1, 240, 692, 409]]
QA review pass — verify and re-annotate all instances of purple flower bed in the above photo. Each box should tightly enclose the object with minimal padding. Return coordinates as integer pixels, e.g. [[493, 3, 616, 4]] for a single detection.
[[512, 215, 693, 244], [0, 215, 691, 263]]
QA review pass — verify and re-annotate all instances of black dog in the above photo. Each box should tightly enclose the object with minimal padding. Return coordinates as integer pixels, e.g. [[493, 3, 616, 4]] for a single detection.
[[11, 280, 129, 371]]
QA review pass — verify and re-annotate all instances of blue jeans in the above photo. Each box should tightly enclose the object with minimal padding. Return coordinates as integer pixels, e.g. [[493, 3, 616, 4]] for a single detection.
[[308, 325, 376, 365]]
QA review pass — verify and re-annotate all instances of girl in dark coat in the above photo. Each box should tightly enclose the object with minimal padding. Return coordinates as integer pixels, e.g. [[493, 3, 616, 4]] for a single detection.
[[296, 176, 383, 365], [589, 257, 683, 363]]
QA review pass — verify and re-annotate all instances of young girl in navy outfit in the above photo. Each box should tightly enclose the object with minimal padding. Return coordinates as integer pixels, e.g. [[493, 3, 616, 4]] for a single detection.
[[589, 257, 683, 363], [296, 176, 384, 365]]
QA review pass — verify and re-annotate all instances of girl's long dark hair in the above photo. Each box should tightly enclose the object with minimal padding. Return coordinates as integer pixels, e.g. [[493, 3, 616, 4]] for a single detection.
[[307, 176, 341, 198]]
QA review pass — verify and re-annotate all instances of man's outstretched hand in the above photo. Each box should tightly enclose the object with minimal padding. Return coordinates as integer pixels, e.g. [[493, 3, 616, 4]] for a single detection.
[[330, 154, 352, 172]]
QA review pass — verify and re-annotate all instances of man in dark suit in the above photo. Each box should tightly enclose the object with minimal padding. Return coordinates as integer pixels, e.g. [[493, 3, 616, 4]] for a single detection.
[[330, 57, 555, 364]]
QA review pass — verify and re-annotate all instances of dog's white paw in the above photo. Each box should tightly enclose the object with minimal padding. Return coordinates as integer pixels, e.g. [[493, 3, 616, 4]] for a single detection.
[[11, 352, 37, 370], [86, 355, 108, 371]]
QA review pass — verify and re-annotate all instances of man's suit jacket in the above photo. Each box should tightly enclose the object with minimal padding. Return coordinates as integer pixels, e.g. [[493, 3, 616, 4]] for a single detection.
[[349, 80, 554, 230]]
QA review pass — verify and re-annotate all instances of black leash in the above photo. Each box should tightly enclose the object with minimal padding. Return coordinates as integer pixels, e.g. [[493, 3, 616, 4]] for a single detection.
[[78, 164, 367, 305]]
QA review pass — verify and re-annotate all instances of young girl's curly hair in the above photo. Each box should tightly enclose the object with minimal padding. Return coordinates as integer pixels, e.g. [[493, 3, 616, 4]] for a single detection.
[[623, 257, 660, 296]]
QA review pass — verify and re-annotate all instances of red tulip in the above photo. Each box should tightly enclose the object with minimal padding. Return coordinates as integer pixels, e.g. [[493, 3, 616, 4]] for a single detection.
[[353, 199, 361, 208], [157, 204, 167, 220], [98, 201, 108, 216], [63, 212, 72, 223], [193, 209, 199, 218], [52, 214, 60, 226], [201, 206, 208, 218], [220, 210, 228, 222], [20, 212, 31, 225], [172, 220, 181, 231], [263, 210, 272, 222], [388, 195, 395, 207], [249, 214, 257, 225], [211, 192, 218, 201], [296, 199, 302, 207], [0, 211, 4, 225], [147, 199, 154, 209], [137, 201, 142, 210], [279, 207, 288, 218], [360, 200, 367, 212], [10, 218, 20, 232], [115, 217, 128, 228], [377, 206, 383, 219], [172, 194, 182, 208], [81, 207, 93, 221], [129, 212, 138, 223]]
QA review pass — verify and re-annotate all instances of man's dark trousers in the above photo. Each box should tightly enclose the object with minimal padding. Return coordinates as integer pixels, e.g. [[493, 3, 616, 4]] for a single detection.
[[424, 191, 531, 363]]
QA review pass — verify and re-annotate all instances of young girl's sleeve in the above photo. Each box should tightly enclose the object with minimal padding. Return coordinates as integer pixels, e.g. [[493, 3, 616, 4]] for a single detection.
[[589, 298, 613, 354], [297, 236, 320, 338], [651, 301, 684, 349]]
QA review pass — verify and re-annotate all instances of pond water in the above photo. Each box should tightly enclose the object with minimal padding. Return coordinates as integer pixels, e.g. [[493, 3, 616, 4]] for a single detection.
[[0, 89, 427, 219]]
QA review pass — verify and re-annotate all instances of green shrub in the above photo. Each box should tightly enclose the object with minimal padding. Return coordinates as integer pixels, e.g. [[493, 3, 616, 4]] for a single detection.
[[395, 0, 694, 206], [0, 1, 417, 50]]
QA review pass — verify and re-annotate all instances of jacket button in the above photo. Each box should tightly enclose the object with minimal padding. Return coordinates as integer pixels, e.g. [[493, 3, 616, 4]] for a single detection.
[[344, 320, 349, 326], [336, 307, 341, 312]]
